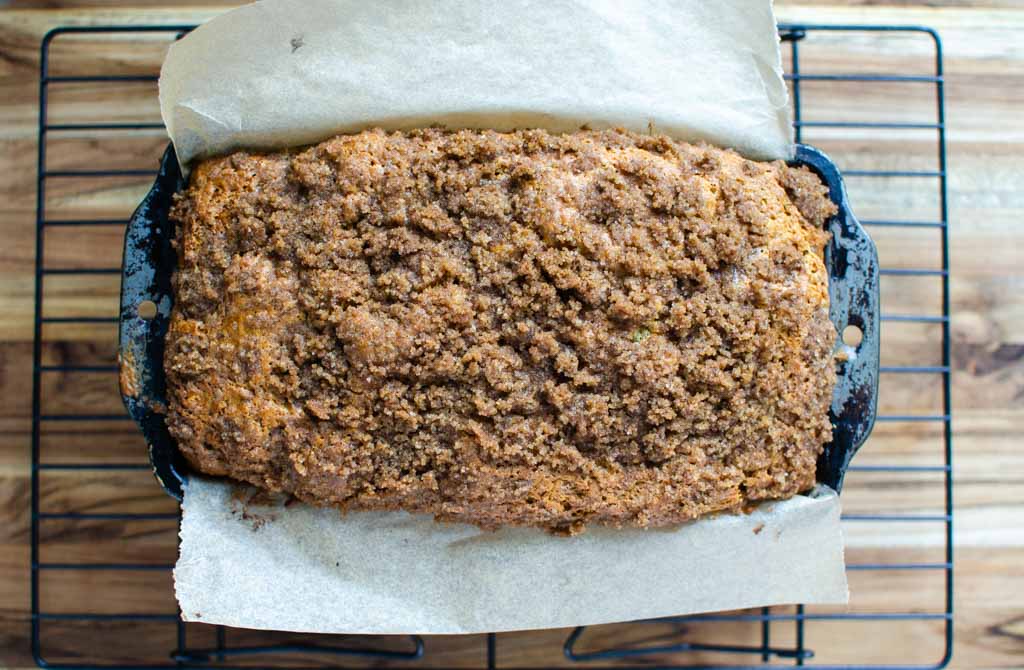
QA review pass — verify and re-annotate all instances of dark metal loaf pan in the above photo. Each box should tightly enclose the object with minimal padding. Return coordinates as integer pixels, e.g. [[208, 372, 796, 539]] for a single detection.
[[118, 143, 879, 501]]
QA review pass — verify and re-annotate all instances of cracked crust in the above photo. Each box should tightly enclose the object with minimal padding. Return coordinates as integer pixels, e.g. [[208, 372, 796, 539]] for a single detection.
[[165, 127, 837, 533]]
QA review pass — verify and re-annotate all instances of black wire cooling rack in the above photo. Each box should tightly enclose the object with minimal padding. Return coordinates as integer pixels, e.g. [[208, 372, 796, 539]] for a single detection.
[[31, 23, 953, 670]]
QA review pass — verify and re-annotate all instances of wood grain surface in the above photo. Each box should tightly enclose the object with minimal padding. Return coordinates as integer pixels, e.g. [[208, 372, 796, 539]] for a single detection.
[[1, 3, 1022, 670]]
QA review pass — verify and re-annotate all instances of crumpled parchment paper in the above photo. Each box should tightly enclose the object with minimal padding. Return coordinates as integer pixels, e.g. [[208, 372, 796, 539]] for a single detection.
[[177, 478, 846, 634], [159, 0, 793, 170], [162, 0, 847, 635]]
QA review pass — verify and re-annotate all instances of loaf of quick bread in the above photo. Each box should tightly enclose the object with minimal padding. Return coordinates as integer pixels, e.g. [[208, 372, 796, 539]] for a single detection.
[[165, 128, 837, 534]]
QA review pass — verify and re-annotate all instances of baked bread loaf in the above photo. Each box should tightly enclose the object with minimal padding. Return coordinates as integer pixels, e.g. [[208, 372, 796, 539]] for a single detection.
[[165, 128, 837, 533]]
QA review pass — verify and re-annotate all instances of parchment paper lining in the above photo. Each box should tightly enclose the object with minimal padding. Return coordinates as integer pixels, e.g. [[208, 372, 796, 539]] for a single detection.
[[162, 0, 847, 634]]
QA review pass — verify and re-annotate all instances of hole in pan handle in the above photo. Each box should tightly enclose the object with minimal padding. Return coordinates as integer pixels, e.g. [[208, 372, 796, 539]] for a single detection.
[[118, 144, 187, 501], [793, 144, 881, 492]]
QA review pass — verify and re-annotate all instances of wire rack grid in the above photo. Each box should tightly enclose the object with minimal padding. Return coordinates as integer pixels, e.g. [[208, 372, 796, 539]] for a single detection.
[[30, 22, 953, 670]]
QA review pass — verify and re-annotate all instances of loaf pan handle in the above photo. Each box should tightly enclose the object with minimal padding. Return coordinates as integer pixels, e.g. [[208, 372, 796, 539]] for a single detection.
[[118, 145, 187, 500], [794, 144, 880, 491]]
